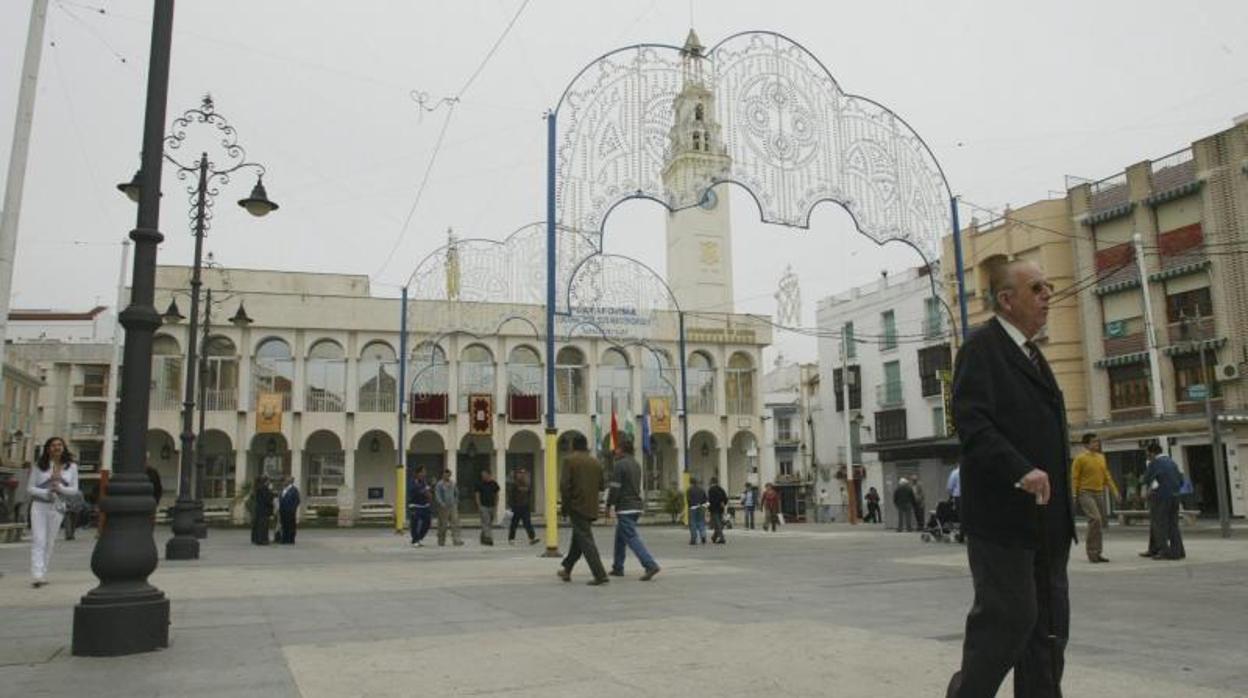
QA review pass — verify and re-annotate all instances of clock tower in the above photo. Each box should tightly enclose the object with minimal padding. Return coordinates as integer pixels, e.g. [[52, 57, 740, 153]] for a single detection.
[[662, 30, 734, 314]]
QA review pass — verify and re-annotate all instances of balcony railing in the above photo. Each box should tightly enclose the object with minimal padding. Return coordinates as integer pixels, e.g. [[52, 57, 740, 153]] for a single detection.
[[202, 388, 237, 411], [70, 422, 105, 438], [73, 383, 109, 398], [358, 390, 397, 413], [151, 388, 182, 411], [876, 381, 904, 407], [922, 316, 944, 339], [556, 391, 587, 414], [1168, 317, 1215, 345], [726, 395, 753, 415], [306, 390, 346, 413]]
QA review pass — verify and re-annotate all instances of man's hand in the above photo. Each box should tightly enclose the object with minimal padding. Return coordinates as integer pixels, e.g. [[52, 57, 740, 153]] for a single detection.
[[1017, 468, 1051, 505]]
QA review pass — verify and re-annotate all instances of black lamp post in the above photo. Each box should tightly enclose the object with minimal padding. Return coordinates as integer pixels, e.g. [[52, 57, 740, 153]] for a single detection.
[[125, 94, 277, 561], [72, 0, 174, 657]]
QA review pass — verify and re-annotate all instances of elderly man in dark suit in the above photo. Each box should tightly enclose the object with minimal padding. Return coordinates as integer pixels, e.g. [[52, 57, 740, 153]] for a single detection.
[[946, 259, 1076, 698]]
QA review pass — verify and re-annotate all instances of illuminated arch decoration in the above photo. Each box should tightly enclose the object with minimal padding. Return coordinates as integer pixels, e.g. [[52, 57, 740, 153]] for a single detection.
[[554, 31, 950, 272]]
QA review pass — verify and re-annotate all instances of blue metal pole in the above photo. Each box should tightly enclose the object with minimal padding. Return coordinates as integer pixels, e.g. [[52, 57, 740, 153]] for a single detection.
[[541, 110, 560, 557], [397, 285, 409, 532], [950, 195, 969, 341], [678, 311, 689, 474]]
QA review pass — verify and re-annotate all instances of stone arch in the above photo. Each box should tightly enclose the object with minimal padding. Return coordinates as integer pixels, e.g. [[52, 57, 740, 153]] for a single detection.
[[689, 430, 719, 487], [354, 429, 395, 507], [145, 428, 178, 501], [198, 429, 236, 500]]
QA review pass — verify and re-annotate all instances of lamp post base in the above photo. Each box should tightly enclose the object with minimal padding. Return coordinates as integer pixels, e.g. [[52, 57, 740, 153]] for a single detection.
[[165, 499, 200, 560], [73, 592, 169, 656], [192, 499, 208, 539]]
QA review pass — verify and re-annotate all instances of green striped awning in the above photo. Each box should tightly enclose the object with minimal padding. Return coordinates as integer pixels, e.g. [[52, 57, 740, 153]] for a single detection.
[[1085, 202, 1135, 225], [1149, 257, 1211, 282], [1145, 180, 1202, 206], [1163, 337, 1227, 356], [1093, 277, 1142, 296], [1095, 351, 1149, 368]]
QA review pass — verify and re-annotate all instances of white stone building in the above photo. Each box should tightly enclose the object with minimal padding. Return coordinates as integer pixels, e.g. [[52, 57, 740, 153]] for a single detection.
[[815, 267, 954, 526]]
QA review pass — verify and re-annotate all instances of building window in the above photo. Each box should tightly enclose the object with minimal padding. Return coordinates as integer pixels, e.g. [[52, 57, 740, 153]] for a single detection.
[[1173, 350, 1220, 403], [832, 365, 861, 411], [203, 336, 239, 411], [306, 340, 346, 412], [932, 406, 945, 438], [358, 341, 397, 413], [253, 338, 294, 411], [779, 459, 793, 476], [458, 344, 495, 412], [880, 310, 897, 351], [306, 451, 345, 497], [507, 345, 542, 423], [200, 453, 236, 499], [878, 360, 903, 407], [1108, 364, 1151, 410], [923, 297, 944, 339], [875, 409, 907, 442], [151, 334, 183, 411], [1165, 286, 1212, 323], [596, 348, 632, 414], [555, 347, 586, 414], [725, 352, 755, 415], [687, 351, 716, 414], [918, 344, 952, 397], [776, 416, 795, 443], [844, 322, 856, 359], [409, 342, 449, 423]]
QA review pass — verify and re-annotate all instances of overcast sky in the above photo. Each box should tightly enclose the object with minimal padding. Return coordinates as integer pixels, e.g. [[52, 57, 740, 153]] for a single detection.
[[2, 0, 1246, 363]]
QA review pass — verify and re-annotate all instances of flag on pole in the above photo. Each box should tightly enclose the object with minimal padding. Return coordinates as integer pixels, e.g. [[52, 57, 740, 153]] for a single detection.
[[594, 412, 603, 456], [610, 396, 620, 452], [641, 399, 652, 456]]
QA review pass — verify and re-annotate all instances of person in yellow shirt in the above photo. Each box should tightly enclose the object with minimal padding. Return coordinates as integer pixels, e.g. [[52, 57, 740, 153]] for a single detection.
[[1071, 433, 1121, 563]]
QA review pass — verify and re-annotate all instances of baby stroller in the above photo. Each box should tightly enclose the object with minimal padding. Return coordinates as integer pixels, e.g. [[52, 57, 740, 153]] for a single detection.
[[920, 499, 962, 543]]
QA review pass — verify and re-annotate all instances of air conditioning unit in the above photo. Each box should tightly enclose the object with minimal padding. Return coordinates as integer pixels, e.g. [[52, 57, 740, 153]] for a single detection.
[[1218, 363, 1241, 382]]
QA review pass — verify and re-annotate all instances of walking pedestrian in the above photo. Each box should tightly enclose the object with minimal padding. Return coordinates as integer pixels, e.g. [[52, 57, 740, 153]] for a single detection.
[[1141, 443, 1185, 561], [687, 477, 708, 544], [865, 486, 882, 523], [946, 466, 961, 516], [408, 465, 433, 547], [606, 433, 660, 580], [945, 259, 1075, 698], [475, 469, 500, 546], [508, 466, 539, 545], [912, 477, 927, 529], [27, 437, 78, 587], [741, 484, 757, 530], [1071, 434, 1119, 563], [817, 487, 832, 524], [557, 434, 610, 585], [761, 482, 781, 532], [708, 476, 728, 544], [250, 475, 274, 546], [434, 468, 464, 547], [893, 478, 916, 532], [277, 476, 301, 544]]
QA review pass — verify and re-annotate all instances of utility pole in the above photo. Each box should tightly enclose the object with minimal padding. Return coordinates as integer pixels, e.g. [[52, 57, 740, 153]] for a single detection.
[[1132, 233, 1165, 418], [0, 0, 50, 413], [841, 325, 858, 524], [1181, 310, 1232, 538]]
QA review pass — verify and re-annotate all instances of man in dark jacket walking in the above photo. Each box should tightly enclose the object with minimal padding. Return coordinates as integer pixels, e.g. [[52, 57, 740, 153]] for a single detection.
[[605, 434, 660, 580], [557, 435, 609, 586], [1141, 443, 1186, 560], [686, 477, 708, 545], [277, 476, 301, 544], [893, 478, 916, 532], [707, 477, 729, 544], [945, 260, 1075, 698]]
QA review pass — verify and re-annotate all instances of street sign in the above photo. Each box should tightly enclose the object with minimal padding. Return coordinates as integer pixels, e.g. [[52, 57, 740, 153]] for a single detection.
[[1187, 384, 1209, 401]]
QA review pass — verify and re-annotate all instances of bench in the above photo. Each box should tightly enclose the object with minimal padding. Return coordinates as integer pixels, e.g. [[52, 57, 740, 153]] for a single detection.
[[357, 503, 395, 522], [0, 522, 23, 543], [1116, 509, 1199, 526]]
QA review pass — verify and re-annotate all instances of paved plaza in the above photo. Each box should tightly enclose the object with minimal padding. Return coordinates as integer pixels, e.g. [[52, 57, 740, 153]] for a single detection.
[[2, 520, 1247, 697]]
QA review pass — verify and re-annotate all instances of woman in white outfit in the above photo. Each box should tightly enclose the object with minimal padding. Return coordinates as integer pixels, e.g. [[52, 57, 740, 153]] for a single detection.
[[27, 436, 78, 587]]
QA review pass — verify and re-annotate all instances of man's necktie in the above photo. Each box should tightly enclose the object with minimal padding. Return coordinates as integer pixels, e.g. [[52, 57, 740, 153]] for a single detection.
[[1024, 341, 1042, 372]]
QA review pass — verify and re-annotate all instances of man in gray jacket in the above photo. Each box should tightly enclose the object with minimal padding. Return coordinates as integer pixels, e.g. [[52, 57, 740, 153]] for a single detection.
[[606, 434, 660, 580], [434, 469, 464, 546]]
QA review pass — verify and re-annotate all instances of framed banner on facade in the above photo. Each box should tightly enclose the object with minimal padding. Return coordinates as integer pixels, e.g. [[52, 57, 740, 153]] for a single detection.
[[648, 397, 671, 434], [468, 394, 493, 435], [256, 392, 283, 433]]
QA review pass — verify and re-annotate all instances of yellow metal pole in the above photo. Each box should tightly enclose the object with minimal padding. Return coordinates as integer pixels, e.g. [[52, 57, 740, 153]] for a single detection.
[[542, 429, 560, 556], [680, 470, 690, 525], [394, 464, 406, 534]]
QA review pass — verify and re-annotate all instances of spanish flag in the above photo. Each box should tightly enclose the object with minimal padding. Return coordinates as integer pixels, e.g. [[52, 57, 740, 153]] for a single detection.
[[610, 397, 620, 452]]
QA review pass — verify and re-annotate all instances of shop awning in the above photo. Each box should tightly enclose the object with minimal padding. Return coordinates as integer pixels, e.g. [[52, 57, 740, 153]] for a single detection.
[[1095, 351, 1149, 368], [1162, 337, 1227, 356], [1085, 202, 1134, 225], [1145, 180, 1202, 206], [1149, 257, 1210, 282], [1093, 277, 1141, 296]]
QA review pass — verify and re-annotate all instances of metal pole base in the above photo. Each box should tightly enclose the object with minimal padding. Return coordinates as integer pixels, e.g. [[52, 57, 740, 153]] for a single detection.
[[165, 498, 200, 560], [72, 473, 169, 656], [192, 499, 208, 539], [540, 546, 561, 558]]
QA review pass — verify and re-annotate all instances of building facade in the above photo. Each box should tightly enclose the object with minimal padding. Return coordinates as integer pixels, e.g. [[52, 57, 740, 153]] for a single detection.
[[761, 361, 819, 520], [1067, 119, 1248, 517], [815, 267, 954, 527]]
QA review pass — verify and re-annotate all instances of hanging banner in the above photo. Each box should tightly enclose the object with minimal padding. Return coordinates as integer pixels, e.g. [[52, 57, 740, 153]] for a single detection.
[[648, 397, 671, 434], [468, 394, 493, 436], [256, 392, 283, 433]]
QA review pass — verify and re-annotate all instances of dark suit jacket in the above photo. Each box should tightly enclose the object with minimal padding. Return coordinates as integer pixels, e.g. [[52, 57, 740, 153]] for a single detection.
[[560, 452, 603, 520], [952, 318, 1075, 549], [279, 485, 301, 513]]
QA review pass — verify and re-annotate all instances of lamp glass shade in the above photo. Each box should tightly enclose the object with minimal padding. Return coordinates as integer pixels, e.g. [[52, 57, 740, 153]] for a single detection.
[[117, 170, 141, 203], [229, 302, 254, 327], [237, 178, 279, 217], [162, 298, 185, 323]]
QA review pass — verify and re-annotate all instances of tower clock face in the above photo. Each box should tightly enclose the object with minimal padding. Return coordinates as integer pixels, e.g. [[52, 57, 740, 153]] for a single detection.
[[698, 189, 718, 211]]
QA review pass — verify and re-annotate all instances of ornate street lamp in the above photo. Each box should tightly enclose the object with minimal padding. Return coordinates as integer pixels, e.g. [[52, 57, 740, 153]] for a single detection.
[[119, 94, 279, 561]]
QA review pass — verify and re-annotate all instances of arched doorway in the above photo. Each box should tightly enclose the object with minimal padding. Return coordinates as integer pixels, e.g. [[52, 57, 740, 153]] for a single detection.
[[645, 432, 678, 494], [408, 430, 445, 485], [249, 432, 290, 484], [356, 430, 395, 507], [458, 433, 494, 516], [197, 429, 235, 502], [145, 429, 177, 502], [304, 431, 345, 500], [506, 430, 542, 511], [728, 430, 756, 496], [689, 431, 718, 488]]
